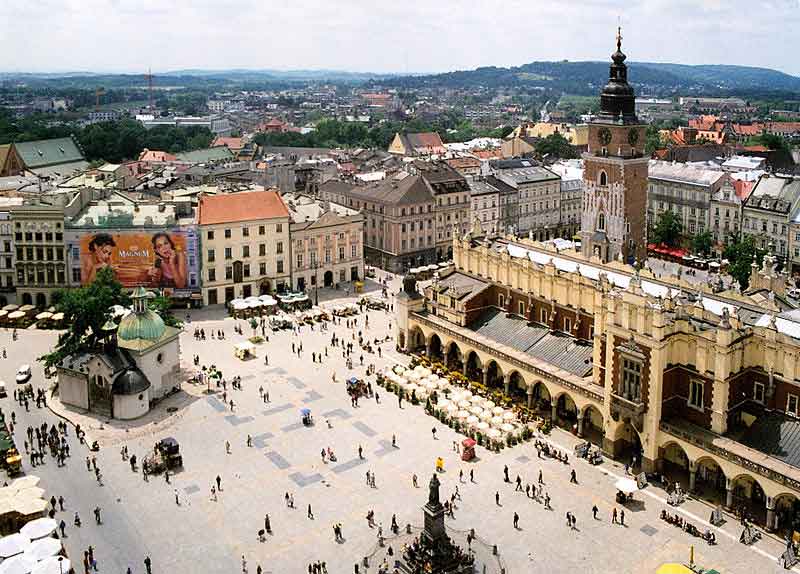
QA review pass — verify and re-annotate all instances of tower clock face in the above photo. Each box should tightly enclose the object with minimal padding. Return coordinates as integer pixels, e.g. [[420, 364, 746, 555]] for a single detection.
[[628, 128, 640, 146], [598, 127, 612, 146]]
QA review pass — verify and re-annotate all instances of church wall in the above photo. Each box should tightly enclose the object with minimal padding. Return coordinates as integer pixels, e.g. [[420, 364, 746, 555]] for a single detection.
[[113, 390, 150, 420], [57, 371, 89, 410], [135, 337, 181, 400]]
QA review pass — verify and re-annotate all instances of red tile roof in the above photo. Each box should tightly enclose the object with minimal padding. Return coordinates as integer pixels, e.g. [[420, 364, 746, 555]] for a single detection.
[[733, 179, 755, 201], [198, 190, 289, 225], [212, 137, 245, 150], [138, 149, 176, 162]]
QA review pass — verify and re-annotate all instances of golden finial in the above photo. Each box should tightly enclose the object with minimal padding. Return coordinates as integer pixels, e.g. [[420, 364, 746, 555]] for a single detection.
[[616, 26, 622, 51]]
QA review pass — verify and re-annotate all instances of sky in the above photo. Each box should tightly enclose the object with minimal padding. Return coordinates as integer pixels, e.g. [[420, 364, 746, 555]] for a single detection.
[[3, 0, 800, 76]]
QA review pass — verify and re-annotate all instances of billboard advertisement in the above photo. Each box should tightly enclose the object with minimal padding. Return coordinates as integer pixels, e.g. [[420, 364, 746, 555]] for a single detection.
[[80, 228, 199, 291]]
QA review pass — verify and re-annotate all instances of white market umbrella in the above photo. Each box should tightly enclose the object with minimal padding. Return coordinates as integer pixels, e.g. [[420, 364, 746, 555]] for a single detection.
[[445, 404, 459, 414], [393, 365, 405, 375], [479, 411, 493, 421], [232, 302, 248, 311], [483, 400, 495, 409], [490, 416, 504, 427], [419, 368, 431, 377], [0, 534, 31, 558], [466, 415, 480, 426], [456, 410, 470, 419], [469, 406, 483, 416], [470, 395, 483, 404], [25, 537, 61, 561], [0, 553, 37, 574], [502, 411, 515, 421], [9, 477, 40, 490], [476, 422, 490, 431], [614, 478, 639, 494], [500, 423, 515, 433], [436, 398, 451, 408], [461, 390, 473, 400], [492, 406, 504, 415], [486, 429, 502, 439], [457, 400, 471, 409], [7, 311, 24, 320], [30, 557, 70, 574], [20, 519, 57, 540]]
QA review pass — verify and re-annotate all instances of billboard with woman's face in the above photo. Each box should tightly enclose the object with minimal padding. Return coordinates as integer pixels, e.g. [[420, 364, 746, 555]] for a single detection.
[[80, 228, 198, 290]]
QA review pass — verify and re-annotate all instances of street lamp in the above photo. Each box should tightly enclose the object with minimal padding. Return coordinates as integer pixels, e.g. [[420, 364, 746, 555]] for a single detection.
[[58, 556, 64, 574], [313, 260, 319, 306]]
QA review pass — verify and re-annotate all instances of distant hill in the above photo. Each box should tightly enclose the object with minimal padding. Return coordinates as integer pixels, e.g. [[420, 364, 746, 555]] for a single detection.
[[379, 61, 800, 97]]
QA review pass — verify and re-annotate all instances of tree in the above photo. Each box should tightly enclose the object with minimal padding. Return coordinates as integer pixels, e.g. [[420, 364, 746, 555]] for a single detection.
[[40, 268, 130, 370], [650, 211, 683, 248], [249, 317, 259, 338], [148, 294, 182, 328], [644, 125, 665, 155], [691, 231, 713, 256], [534, 133, 577, 159], [723, 236, 764, 291]]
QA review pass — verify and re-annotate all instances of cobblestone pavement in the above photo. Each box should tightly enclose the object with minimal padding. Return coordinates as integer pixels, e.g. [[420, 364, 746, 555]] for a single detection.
[[0, 274, 796, 573]]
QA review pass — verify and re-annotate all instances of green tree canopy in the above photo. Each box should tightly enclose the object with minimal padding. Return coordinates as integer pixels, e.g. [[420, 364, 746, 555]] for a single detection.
[[723, 236, 764, 291], [691, 231, 714, 256], [650, 211, 683, 248], [40, 267, 130, 370], [534, 133, 577, 159]]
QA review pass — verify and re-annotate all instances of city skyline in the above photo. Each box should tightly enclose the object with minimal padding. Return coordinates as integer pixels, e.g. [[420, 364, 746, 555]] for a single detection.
[[3, 0, 800, 76]]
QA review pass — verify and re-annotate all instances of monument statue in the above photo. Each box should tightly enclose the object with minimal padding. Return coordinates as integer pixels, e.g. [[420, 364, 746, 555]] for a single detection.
[[428, 473, 441, 507]]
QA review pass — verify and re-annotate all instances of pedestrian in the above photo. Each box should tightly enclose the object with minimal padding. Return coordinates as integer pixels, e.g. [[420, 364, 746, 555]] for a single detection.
[[495, 491, 500, 506], [459, 469, 464, 483], [242, 555, 247, 574], [94, 507, 101, 524], [431, 427, 437, 440], [592, 505, 598, 519], [620, 509, 625, 526], [538, 469, 543, 484], [59, 519, 66, 537], [264, 514, 271, 534], [144, 556, 152, 574], [504, 465, 509, 482], [308, 504, 314, 519], [612, 508, 618, 524], [515, 476, 522, 491], [247, 435, 252, 447], [412, 474, 418, 488], [571, 514, 577, 529], [570, 469, 577, 484], [358, 445, 363, 459], [211, 486, 217, 501], [513, 512, 519, 529], [216, 475, 222, 491], [470, 469, 474, 482], [566, 511, 571, 527], [174, 489, 180, 505]]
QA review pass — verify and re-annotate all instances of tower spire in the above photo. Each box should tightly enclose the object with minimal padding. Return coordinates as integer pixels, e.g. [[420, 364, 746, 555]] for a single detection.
[[616, 26, 622, 52]]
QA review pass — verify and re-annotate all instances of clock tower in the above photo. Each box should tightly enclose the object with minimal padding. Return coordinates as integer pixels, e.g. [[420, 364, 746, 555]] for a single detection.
[[580, 29, 648, 264]]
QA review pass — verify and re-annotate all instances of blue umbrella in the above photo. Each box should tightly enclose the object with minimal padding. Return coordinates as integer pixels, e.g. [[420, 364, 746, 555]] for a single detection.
[[300, 408, 311, 416], [347, 377, 359, 385]]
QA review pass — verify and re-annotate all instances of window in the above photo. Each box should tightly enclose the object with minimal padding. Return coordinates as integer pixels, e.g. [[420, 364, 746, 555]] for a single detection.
[[518, 301, 525, 316], [498, 294, 505, 308], [224, 247, 232, 260], [276, 224, 283, 233], [259, 262, 266, 275], [621, 358, 642, 402], [259, 244, 266, 257], [688, 380, 704, 410], [325, 249, 331, 263], [597, 213, 605, 231], [338, 246, 345, 261], [276, 260, 284, 274], [259, 225, 265, 235], [224, 229, 231, 239], [754, 382, 765, 404], [207, 249, 215, 262], [401, 223, 406, 233], [242, 227, 249, 237], [564, 317, 572, 332], [207, 267, 217, 282], [351, 244, 357, 258], [540, 308, 547, 323], [243, 264, 250, 278], [242, 245, 250, 258], [72, 268, 81, 283], [788, 394, 800, 417], [599, 171, 607, 186], [225, 267, 232, 280], [276, 242, 283, 255]]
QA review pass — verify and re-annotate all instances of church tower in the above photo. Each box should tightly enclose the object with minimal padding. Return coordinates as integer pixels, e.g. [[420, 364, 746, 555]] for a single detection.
[[580, 29, 648, 264]]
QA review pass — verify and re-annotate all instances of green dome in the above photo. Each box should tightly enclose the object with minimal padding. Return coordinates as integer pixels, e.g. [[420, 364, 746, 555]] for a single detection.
[[117, 309, 166, 342]]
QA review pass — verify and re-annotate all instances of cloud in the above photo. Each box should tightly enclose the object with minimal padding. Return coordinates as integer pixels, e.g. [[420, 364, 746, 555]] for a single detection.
[[1, 0, 798, 75]]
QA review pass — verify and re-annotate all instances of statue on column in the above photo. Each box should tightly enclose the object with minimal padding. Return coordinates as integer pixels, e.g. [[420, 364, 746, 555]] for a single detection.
[[428, 473, 441, 507]]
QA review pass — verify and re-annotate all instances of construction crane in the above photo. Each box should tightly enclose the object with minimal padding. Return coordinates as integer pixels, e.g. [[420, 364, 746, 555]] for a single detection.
[[144, 68, 154, 110], [95, 87, 106, 110]]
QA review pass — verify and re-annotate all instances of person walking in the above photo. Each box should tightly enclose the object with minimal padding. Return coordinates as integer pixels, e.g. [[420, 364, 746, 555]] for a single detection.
[[612, 508, 618, 524], [216, 475, 222, 491], [144, 556, 152, 574], [308, 504, 314, 519], [570, 469, 577, 484], [358, 445, 363, 459], [592, 505, 598, 519], [513, 512, 519, 529], [495, 491, 500, 506], [620, 509, 625, 526]]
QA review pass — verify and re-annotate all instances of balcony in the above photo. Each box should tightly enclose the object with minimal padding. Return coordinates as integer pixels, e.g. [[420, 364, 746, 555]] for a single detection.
[[610, 392, 646, 432]]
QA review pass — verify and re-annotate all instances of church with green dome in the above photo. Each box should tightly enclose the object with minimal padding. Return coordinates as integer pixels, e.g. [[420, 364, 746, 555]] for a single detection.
[[56, 286, 182, 420]]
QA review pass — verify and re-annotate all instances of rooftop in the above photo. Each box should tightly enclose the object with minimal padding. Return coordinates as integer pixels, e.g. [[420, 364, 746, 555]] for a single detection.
[[746, 174, 800, 214], [14, 137, 86, 169], [68, 198, 177, 228], [648, 160, 726, 187], [198, 190, 289, 225]]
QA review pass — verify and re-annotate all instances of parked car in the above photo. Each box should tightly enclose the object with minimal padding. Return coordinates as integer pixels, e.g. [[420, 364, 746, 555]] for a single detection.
[[15, 365, 31, 384]]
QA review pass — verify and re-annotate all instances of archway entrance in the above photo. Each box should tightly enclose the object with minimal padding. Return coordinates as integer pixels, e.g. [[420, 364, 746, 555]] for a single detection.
[[581, 405, 604, 446], [88, 375, 112, 417], [774, 494, 800, 536], [661, 442, 691, 492], [485, 361, 503, 388], [695, 457, 727, 505], [731, 474, 766, 525], [530, 382, 551, 416], [554, 393, 578, 431], [22, 293, 32, 306], [428, 334, 443, 363], [259, 280, 271, 295], [408, 326, 426, 354], [613, 421, 643, 468], [508, 371, 526, 404], [446, 342, 463, 373], [324, 271, 334, 287], [465, 352, 482, 383]]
